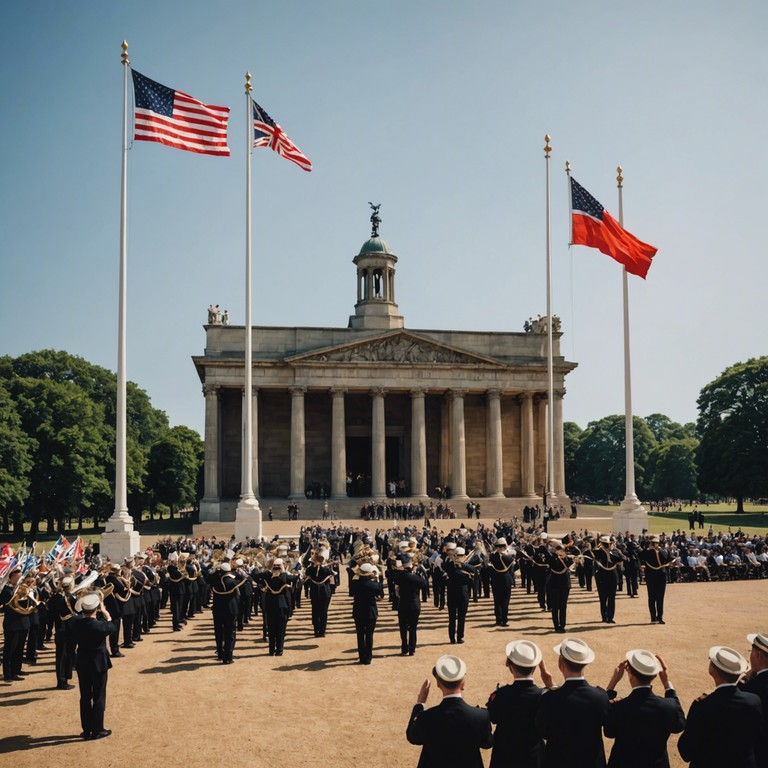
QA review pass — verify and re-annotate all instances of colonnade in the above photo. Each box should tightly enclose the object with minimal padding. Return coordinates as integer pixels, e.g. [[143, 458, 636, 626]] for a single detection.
[[201, 385, 567, 503]]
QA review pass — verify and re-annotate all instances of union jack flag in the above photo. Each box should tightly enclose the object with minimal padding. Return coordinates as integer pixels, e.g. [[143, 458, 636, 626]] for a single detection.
[[252, 100, 312, 172]]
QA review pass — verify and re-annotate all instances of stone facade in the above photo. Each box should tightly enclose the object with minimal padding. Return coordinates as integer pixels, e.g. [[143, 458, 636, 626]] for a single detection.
[[193, 235, 576, 522]]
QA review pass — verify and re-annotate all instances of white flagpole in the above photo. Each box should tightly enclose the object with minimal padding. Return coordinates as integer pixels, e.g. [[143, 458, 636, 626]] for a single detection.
[[101, 41, 139, 561], [544, 135, 555, 506], [235, 72, 262, 542], [616, 165, 647, 535]]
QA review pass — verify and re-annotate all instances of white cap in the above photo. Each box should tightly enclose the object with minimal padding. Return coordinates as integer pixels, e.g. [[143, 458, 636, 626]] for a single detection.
[[554, 637, 596, 665], [626, 649, 661, 677], [747, 632, 768, 654], [219, 562, 231, 572], [505, 639, 542, 668], [495, 538, 507, 547], [455, 547, 466, 556], [75, 592, 100, 613], [359, 562, 376, 575], [709, 646, 747, 675], [168, 551, 179, 562], [434, 655, 467, 683]]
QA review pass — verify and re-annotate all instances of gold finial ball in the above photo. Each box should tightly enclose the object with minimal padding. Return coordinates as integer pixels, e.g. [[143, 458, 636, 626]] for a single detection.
[[616, 165, 624, 186], [565, 160, 571, 173], [245, 71, 252, 93], [121, 40, 129, 65], [544, 134, 552, 158]]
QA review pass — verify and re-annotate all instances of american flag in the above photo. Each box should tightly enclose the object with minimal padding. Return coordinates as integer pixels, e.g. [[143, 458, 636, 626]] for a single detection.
[[252, 100, 312, 172], [131, 70, 230, 157]]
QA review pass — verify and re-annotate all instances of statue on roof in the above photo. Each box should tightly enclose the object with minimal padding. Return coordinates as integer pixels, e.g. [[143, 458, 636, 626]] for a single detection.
[[368, 202, 382, 238]]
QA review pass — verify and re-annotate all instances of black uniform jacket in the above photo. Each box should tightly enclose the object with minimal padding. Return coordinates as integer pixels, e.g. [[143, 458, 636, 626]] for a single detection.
[[407, 696, 493, 768], [486, 679, 544, 768]]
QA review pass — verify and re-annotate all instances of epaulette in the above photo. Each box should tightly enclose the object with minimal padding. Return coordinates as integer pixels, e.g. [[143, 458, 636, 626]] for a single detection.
[[695, 692, 708, 702]]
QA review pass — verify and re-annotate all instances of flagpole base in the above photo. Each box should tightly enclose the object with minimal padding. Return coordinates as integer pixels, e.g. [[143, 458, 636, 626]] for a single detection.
[[234, 497, 263, 543], [613, 495, 649, 537]]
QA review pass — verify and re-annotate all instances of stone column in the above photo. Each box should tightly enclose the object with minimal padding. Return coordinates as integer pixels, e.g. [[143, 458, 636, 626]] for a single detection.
[[448, 389, 468, 500], [289, 385, 306, 499], [410, 388, 428, 499], [521, 392, 537, 497], [370, 388, 386, 499], [251, 387, 260, 497], [553, 389, 567, 499], [486, 389, 504, 498], [330, 388, 347, 499], [200, 384, 221, 521], [535, 394, 548, 499], [440, 397, 451, 492]]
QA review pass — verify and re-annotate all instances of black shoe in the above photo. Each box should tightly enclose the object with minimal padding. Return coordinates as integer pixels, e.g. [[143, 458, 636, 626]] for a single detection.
[[5, 676, 23, 682], [111, 652, 125, 658], [91, 730, 111, 740], [122, 643, 135, 649], [173, 627, 182, 632], [17, 670, 29, 676], [57, 683, 75, 690], [80, 731, 90, 740], [223, 659, 234, 664], [408, 651, 415, 656], [657, 619, 665, 624], [400, 650, 408, 656], [457, 639, 465, 644]]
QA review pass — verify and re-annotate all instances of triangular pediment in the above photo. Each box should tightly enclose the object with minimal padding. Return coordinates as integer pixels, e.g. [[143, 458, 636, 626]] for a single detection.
[[285, 330, 506, 367]]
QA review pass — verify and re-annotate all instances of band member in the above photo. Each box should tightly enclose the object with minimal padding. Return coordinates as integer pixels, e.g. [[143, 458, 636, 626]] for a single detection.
[[183, 553, 200, 619], [531, 535, 550, 611], [262, 558, 298, 657], [594, 536, 623, 624], [166, 551, 186, 632], [392, 553, 427, 656], [208, 562, 243, 664], [486, 640, 552, 768], [1, 566, 32, 683], [535, 638, 611, 767], [639, 535, 670, 624], [429, 546, 447, 610], [101, 565, 124, 657], [624, 534, 641, 598], [603, 649, 685, 768], [118, 563, 137, 648], [71, 592, 115, 740], [444, 547, 477, 645], [303, 549, 334, 638], [741, 632, 768, 768], [23, 571, 41, 666], [488, 538, 516, 627], [546, 540, 573, 634], [48, 574, 77, 689], [467, 540, 487, 603], [678, 645, 763, 767], [407, 655, 493, 767], [129, 555, 147, 642], [351, 561, 384, 664]]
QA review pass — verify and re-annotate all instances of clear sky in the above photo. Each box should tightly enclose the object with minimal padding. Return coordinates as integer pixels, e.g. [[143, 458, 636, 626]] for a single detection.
[[2, 1, 766, 437]]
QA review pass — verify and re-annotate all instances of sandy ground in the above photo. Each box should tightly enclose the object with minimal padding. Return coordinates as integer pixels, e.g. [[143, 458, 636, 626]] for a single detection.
[[1, 516, 766, 768]]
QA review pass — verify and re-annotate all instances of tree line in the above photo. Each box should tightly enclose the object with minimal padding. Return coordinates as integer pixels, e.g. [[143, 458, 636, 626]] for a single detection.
[[0, 350, 203, 537], [565, 356, 768, 513]]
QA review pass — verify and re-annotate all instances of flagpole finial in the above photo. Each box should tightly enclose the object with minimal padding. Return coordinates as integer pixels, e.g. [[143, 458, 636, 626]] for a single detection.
[[121, 40, 129, 66], [544, 134, 552, 158], [617, 165, 624, 188], [565, 160, 571, 176], [245, 71, 252, 95]]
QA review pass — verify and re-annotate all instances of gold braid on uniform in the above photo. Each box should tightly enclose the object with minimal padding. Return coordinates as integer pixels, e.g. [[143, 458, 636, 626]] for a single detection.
[[263, 582, 293, 595], [489, 554, 515, 573]]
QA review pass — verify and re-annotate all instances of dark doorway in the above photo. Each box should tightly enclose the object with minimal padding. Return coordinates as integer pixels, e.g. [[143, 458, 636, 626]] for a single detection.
[[385, 436, 401, 491], [346, 436, 371, 496]]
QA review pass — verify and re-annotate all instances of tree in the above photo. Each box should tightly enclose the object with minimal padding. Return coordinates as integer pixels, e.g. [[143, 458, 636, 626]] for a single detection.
[[696, 357, 768, 512], [563, 421, 584, 495], [0, 383, 35, 531], [644, 413, 695, 443], [573, 415, 657, 500], [650, 438, 700, 500], [146, 426, 204, 517]]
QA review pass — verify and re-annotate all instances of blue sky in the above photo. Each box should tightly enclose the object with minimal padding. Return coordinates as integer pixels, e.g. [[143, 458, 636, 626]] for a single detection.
[[2, 1, 766, 437]]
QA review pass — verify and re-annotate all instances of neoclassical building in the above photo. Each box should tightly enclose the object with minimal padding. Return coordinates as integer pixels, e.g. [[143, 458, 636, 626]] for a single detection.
[[193, 232, 576, 522]]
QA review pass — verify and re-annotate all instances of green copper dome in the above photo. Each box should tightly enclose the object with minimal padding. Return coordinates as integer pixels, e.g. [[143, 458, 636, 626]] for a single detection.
[[358, 236, 393, 255]]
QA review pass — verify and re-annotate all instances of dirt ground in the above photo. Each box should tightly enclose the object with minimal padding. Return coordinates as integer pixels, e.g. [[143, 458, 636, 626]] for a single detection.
[[1, 515, 765, 768]]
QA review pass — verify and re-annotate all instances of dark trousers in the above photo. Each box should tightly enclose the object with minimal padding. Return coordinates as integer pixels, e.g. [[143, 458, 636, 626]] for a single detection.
[[310, 594, 331, 636], [76, 667, 108, 735], [3, 628, 27, 679], [353, 614, 377, 663], [625, 563, 639, 596], [213, 612, 236, 662], [548, 584, 569, 630], [596, 573, 617, 621], [54, 629, 75, 684], [432, 574, 445, 608], [532, 568, 549, 609], [447, 592, 469, 642], [491, 582, 511, 625], [120, 614, 134, 646], [266, 609, 289, 655], [646, 573, 667, 621], [398, 610, 419, 653], [26, 620, 40, 662], [169, 593, 183, 630]]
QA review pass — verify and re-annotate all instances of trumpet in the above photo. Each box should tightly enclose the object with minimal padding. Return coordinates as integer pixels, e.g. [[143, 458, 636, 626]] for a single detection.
[[6, 583, 37, 616]]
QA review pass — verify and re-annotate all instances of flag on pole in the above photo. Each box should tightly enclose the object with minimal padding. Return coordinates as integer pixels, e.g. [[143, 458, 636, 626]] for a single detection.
[[131, 70, 230, 156], [571, 177, 657, 279], [252, 100, 312, 171]]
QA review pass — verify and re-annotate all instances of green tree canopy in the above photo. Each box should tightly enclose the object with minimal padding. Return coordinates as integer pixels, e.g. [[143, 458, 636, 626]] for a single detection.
[[0, 382, 35, 516], [146, 425, 204, 515], [696, 357, 768, 512], [649, 437, 700, 500], [563, 421, 584, 494], [571, 415, 657, 499]]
